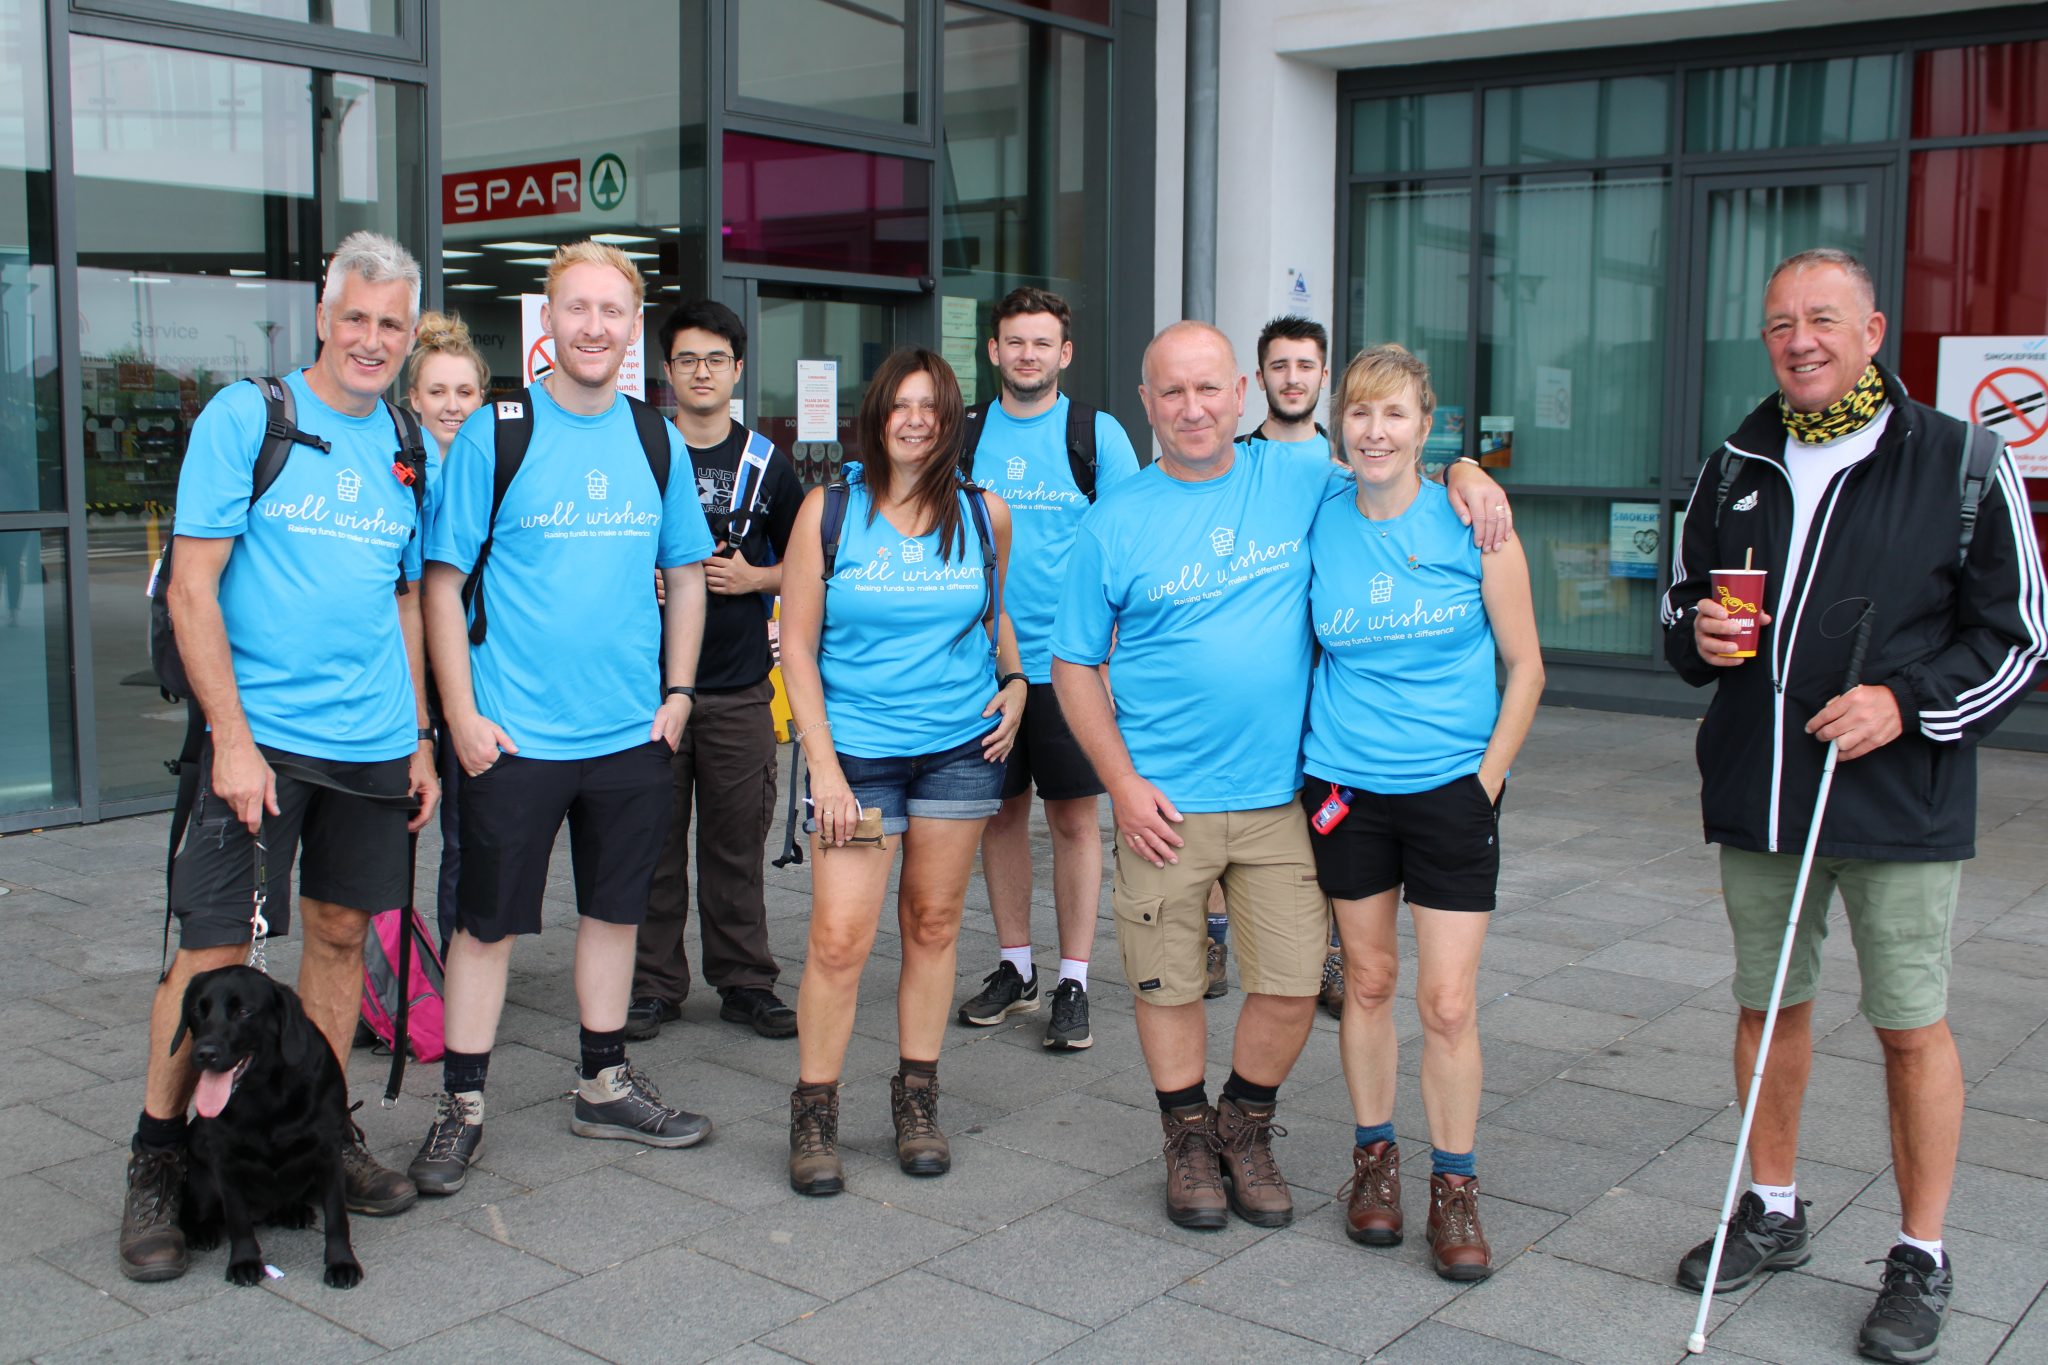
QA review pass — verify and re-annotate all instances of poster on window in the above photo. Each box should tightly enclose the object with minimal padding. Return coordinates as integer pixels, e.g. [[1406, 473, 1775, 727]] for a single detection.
[[1936, 336, 2048, 476], [520, 294, 643, 399], [1608, 502, 1660, 580]]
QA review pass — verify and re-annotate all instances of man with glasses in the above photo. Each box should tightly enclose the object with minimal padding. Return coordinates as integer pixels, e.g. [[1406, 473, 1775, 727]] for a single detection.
[[627, 299, 804, 1041]]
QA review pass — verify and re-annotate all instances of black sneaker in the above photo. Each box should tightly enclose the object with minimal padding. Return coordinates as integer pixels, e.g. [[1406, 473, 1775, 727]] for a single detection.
[[1676, 1192, 1811, 1291], [408, 1090, 484, 1196], [1043, 978, 1093, 1050], [957, 962, 1039, 1026], [1858, 1244, 1952, 1364], [571, 1063, 711, 1148], [720, 986, 798, 1039], [623, 996, 682, 1041]]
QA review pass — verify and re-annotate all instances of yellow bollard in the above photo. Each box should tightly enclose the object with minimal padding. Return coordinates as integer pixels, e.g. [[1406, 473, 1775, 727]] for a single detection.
[[767, 602, 793, 742]]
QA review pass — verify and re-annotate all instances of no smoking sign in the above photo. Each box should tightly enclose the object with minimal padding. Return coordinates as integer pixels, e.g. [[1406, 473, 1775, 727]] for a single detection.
[[1970, 366, 2047, 449], [1938, 336, 2048, 477]]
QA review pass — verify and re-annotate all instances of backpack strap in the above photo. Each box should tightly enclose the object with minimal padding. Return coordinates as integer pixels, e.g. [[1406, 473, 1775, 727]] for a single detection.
[[625, 393, 671, 495], [1712, 447, 1743, 527], [384, 832, 421, 1106], [960, 482, 1000, 654], [158, 698, 208, 981], [818, 480, 851, 581], [1064, 399, 1098, 503], [1958, 424, 2001, 569], [382, 399, 429, 592], [770, 738, 808, 869], [462, 391, 535, 646], [248, 374, 329, 502], [727, 428, 776, 539], [959, 403, 991, 481]]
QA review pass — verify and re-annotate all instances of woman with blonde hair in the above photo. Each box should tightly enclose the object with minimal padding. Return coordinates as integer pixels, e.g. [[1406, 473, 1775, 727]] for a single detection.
[[777, 347, 1027, 1196], [404, 311, 490, 945], [1306, 343, 1543, 1282]]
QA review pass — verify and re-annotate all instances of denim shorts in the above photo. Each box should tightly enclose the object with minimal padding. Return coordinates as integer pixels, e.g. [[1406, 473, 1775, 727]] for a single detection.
[[806, 736, 1005, 835]]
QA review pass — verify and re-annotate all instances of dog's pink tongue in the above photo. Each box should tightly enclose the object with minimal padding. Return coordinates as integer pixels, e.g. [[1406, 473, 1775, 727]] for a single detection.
[[193, 1070, 235, 1119]]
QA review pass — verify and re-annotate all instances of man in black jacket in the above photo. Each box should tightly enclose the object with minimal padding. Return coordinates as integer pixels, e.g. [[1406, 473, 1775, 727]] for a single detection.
[[1662, 247, 2047, 1364]]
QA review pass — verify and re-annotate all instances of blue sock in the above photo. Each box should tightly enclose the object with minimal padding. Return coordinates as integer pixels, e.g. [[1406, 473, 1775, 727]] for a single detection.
[[1206, 913, 1228, 945], [1354, 1122, 1395, 1150], [1433, 1146, 1477, 1179]]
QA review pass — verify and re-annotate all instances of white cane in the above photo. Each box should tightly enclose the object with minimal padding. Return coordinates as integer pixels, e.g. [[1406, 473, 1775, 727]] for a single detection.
[[1687, 606, 1873, 1356]]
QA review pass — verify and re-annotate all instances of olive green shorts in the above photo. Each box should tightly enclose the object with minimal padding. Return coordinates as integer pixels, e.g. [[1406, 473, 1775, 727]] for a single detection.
[[1112, 803, 1331, 1007], [1718, 846, 1962, 1032]]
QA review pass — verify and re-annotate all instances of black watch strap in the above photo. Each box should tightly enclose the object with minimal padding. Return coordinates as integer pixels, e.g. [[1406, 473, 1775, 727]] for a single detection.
[[665, 685, 697, 699], [416, 727, 434, 744], [999, 672, 1028, 689]]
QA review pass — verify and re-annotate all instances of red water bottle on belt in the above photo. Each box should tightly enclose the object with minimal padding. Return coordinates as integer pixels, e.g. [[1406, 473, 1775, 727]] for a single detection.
[[1310, 783, 1353, 835]]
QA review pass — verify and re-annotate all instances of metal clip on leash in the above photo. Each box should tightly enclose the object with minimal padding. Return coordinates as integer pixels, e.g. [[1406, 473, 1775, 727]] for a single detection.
[[246, 824, 271, 976]]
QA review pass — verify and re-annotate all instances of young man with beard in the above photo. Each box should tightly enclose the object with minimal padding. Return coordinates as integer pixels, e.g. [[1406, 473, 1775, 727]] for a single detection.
[[952, 287, 1142, 1052], [121, 232, 437, 1281], [408, 242, 716, 1195], [626, 299, 803, 1041]]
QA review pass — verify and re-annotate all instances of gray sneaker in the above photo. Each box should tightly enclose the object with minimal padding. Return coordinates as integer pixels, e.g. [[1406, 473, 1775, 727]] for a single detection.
[[570, 1063, 711, 1148], [408, 1090, 484, 1196], [1043, 978, 1093, 1050]]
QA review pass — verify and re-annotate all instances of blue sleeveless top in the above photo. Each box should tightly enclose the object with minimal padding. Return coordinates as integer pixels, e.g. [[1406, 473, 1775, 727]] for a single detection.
[[820, 469, 997, 758]]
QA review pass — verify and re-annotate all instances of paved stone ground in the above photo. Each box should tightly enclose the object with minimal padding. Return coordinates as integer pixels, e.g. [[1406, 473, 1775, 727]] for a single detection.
[[2, 706, 2046, 1364]]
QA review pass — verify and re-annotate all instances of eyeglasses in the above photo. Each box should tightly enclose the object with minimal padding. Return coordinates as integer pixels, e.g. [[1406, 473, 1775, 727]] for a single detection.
[[667, 351, 734, 373]]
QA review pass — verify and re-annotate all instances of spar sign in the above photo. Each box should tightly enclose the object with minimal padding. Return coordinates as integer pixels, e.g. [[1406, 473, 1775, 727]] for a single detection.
[[1937, 336, 2048, 477], [444, 159, 581, 224]]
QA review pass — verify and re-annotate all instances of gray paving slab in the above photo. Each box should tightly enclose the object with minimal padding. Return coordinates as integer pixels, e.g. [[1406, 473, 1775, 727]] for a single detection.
[[925, 1205, 1216, 1326], [1798, 1202, 2048, 1325], [459, 1163, 736, 1274], [688, 1187, 973, 1299], [759, 1267, 1086, 1363], [1620, 1134, 1877, 1229], [1486, 1077, 1718, 1155], [1371, 1320, 1577, 1363], [1508, 963, 1701, 1022], [0, 1254, 146, 1359], [0, 1172, 116, 1262], [27, 1281, 379, 1365], [1993, 1294, 2048, 1363], [1170, 1226, 1467, 1355], [373, 1313, 610, 1364], [1436, 1249, 1733, 1365], [1037, 1297, 1357, 1364]]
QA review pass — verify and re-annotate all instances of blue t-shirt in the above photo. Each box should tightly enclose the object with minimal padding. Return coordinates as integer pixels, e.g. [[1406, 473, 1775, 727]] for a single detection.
[[1304, 479, 1499, 792], [820, 474, 999, 759], [1241, 426, 1334, 464], [173, 370, 423, 762], [968, 395, 1141, 682], [425, 384, 715, 760], [1052, 445, 1338, 812]]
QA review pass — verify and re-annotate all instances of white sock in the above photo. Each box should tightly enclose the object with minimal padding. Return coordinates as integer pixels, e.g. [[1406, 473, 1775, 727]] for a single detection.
[[1058, 958, 1089, 990], [1748, 1181, 1798, 1218], [1001, 945, 1035, 983], [1897, 1230, 1944, 1262]]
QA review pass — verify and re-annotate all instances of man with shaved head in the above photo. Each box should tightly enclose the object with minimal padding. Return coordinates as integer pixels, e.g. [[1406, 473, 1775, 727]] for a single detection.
[[1052, 321, 1510, 1231]]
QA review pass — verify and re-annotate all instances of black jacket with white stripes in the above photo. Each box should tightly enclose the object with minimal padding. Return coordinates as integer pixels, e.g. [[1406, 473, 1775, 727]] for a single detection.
[[1662, 367, 2047, 862]]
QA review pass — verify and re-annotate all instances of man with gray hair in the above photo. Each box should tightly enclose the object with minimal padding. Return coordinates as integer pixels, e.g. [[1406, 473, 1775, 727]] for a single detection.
[[1664, 247, 2047, 1362], [121, 230, 439, 1282]]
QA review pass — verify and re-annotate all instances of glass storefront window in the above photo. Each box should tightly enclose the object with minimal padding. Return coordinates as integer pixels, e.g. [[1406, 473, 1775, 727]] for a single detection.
[[736, 0, 918, 127], [1006, 0, 1110, 21], [941, 3, 1110, 404], [1519, 497, 1661, 656], [0, 531, 79, 817], [2, 0, 58, 514], [1684, 55, 1899, 152], [1483, 77, 1670, 165], [1351, 93, 1472, 176], [1913, 40, 2048, 138], [723, 131, 931, 278], [96, 0, 399, 32], [1481, 174, 1668, 488], [1347, 182, 1471, 461], [440, 0, 679, 396], [755, 287, 903, 488]]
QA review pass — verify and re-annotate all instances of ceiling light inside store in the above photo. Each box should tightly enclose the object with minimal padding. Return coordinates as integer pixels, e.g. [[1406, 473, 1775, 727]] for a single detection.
[[228, 268, 264, 277], [591, 233, 654, 245], [447, 283, 494, 291], [619, 251, 658, 261], [126, 276, 171, 284], [482, 241, 556, 251], [496, 294, 525, 301], [443, 268, 467, 275], [507, 256, 555, 266], [442, 248, 482, 258]]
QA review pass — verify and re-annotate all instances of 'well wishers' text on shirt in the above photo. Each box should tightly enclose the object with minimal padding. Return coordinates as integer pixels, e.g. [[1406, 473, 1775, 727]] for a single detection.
[[968, 395, 1141, 682], [174, 369, 423, 763], [1053, 443, 1336, 812], [426, 384, 715, 760], [1305, 478, 1499, 793]]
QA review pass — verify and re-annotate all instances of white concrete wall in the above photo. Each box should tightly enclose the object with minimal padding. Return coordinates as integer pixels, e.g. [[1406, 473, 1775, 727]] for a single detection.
[[1156, 0, 1986, 420]]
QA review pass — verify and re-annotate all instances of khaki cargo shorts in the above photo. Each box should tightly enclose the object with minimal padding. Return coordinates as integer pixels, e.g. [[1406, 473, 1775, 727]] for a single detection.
[[1113, 803, 1331, 1007]]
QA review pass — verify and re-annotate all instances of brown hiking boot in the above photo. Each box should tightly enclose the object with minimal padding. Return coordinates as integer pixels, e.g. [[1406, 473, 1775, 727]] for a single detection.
[[890, 1072, 950, 1176], [1318, 949, 1345, 1018], [1341, 1140, 1403, 1245], [1160, 1102, 1227, 1229], [788, 1083, 844, 1196], [1204, 940, 1229, 999], [120, 1139, 189, 1282], [1426, 1174, 1493, 1281], [343, 1106, 418, 1215], [1215, 1095, 1293, 1227]]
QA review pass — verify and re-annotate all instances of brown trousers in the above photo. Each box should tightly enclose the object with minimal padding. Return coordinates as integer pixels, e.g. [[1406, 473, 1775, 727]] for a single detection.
[[633, 677, 780, 1001]]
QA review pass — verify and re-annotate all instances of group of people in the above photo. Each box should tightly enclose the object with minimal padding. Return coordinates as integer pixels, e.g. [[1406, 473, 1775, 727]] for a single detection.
[[114, 228, 2043, 1365]]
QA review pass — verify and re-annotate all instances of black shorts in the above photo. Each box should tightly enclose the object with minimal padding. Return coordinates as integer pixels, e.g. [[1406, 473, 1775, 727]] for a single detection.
[[456, 740, 673, 942], [171, 742, 412, 949], [1299, 772, 1503, 913], [999, 682, 1105, 802]]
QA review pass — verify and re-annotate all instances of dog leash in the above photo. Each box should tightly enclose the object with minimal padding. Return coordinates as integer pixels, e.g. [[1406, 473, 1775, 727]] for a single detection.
[[247, 823, 271, 975]]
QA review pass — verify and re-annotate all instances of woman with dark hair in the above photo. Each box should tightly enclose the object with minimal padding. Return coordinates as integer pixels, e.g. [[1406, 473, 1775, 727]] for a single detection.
[[778, 347, 1027, 1196]]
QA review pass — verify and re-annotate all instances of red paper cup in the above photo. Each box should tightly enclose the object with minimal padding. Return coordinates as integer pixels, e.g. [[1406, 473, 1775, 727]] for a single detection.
[[1710, 569, 1768, 658]]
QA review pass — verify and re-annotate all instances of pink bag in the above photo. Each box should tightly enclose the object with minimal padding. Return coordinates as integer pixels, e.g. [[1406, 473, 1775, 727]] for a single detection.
[[361, 906, 445, 1070]]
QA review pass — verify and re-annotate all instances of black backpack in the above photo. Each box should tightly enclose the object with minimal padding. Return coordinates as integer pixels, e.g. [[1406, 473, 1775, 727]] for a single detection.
[[959, 397, 1100, 501], [1711, 423, 2003, 569], [152, 375, 427, 975], [459, 385, 671, 644]]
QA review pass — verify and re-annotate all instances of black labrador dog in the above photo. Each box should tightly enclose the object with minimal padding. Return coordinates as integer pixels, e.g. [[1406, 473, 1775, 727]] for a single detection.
[[171, 965, 361, 1289]]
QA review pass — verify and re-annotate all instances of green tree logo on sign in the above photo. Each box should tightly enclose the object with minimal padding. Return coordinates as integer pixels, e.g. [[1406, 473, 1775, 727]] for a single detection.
[[589, 153, 628, 212]]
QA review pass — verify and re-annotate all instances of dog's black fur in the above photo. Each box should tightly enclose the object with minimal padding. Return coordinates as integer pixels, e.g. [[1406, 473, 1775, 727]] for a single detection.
[[172, 965, 361, 1289]]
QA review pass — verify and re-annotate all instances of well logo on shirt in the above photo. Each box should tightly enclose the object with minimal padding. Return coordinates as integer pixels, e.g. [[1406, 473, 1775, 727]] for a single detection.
[[838, 540, 981, 592], [1318, 591, 1470, 648], [1145, 526, 1304, 608], [1006, 455, 1027, 481], [515, 470, 659, 541], [256, 467, 410, 549], [336, 468, 362, 503]]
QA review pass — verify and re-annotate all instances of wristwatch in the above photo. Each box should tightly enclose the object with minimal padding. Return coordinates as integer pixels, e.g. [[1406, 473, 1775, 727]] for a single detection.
[[999, 671, 1028, 689], [416, 727, 435, 744], [1451, 454, 1483, 470], [665, 685, 697, 700]]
